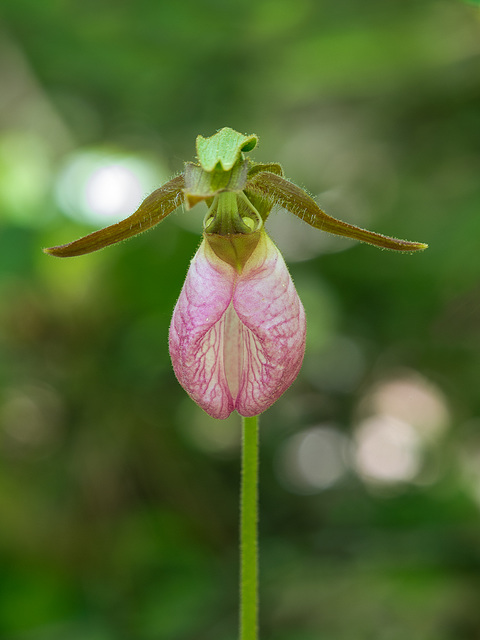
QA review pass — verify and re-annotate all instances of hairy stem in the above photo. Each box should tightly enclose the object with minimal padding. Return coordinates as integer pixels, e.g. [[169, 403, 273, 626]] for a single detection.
[[240, 415, 259, 640]]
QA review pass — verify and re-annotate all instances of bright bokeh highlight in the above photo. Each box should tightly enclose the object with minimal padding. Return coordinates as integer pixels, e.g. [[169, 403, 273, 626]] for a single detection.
[[55, 149, 165, 224], [353, 372, 450, 486], [354, 415, 421, 484], [278, 426, 349, 494]]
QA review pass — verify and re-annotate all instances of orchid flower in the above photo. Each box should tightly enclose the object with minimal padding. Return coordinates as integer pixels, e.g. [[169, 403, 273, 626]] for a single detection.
[[45, 127, 427, 419]]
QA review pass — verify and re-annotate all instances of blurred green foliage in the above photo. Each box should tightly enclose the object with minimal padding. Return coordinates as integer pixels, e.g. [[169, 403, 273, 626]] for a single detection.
[[1, 0, 480, 638]]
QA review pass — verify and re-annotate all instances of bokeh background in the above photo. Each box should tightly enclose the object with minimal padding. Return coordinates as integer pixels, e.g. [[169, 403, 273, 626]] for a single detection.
[[1, 1, 480, 638]]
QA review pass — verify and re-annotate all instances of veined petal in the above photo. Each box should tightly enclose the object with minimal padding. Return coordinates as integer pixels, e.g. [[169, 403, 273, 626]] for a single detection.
[[233, 232, 306, 416], [169, 240, 236, 419], [169, 232, 306, 419]]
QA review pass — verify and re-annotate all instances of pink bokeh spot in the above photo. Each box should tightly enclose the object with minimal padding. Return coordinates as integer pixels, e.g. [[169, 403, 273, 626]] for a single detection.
[[169, 232, 306, 419]]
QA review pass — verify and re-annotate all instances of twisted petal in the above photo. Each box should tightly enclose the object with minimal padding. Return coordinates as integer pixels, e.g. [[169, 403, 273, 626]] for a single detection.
[[169, 232, 306, 419], [44, 175, 184, 257], [246, 172, 428, 252]]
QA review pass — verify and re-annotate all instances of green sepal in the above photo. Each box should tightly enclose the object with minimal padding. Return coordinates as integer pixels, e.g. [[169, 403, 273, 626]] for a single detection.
[[247, 172, 428, 253], [196, 127, 258, 172], [183, 159, 248, 209], [44, 174, 184, 257]]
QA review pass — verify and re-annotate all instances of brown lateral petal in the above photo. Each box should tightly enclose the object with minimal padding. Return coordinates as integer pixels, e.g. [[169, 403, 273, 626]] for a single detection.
[[247, 172, 428, 252], [44, 174, 185, 257]]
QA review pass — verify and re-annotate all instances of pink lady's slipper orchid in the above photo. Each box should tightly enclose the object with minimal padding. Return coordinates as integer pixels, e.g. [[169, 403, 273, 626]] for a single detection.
[[44, 128, 427, 419], [169, 229, 306, 419]]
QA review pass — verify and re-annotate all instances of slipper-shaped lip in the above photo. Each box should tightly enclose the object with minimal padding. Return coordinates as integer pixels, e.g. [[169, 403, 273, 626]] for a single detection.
[[169, 231, 306, 419]]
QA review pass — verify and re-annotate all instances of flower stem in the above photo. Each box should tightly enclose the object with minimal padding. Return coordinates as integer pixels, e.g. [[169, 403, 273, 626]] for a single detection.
[[240, 415, 259, 640]]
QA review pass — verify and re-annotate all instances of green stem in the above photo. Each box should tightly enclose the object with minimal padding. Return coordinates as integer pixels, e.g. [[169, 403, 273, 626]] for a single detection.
[[240, 415, 259, 640]]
